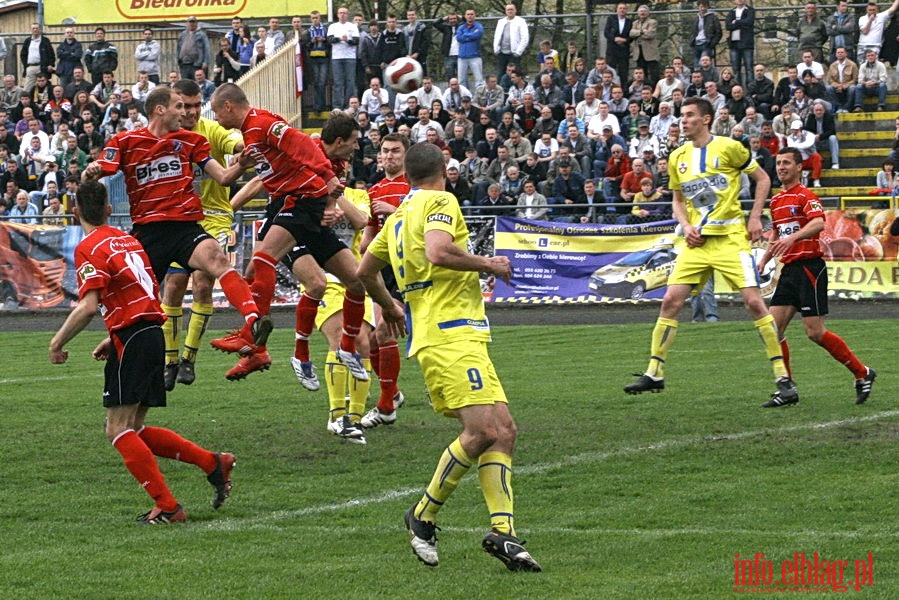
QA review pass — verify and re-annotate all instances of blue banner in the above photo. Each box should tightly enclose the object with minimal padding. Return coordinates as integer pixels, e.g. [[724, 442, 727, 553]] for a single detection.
[[492, 217, 679, 303]]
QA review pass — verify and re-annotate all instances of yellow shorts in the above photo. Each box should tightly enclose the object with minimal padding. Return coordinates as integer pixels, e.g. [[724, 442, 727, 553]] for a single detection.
[[417, 342, 508, 417], [668, 231, 759, 291], [314, 281, 375, 330], [169, 216, 233, 271]]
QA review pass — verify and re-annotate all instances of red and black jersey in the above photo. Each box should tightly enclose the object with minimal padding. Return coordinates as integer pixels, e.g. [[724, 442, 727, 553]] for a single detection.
[[769, 183, 825, 263], [240, 108, 335, 208], [366, 173, 410, 231], [75, 225, 165, 333], [96, 128, 213, 225]]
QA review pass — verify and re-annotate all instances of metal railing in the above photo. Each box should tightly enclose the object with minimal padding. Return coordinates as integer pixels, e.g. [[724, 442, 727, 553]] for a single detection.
[[201, 39, 302, 126]]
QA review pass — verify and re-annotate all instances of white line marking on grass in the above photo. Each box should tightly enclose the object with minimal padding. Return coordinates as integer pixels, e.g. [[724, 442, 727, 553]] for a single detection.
[[1, 374, 96, 384], [427, 526, 899, 539], [204, 523, 899, 539], [198, 410, 899, 532], [519, 410, 899, 475]]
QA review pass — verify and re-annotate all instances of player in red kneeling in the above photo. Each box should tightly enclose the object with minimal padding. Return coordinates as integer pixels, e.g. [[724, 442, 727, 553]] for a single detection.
[[758, 147, 876, 407], [49, 181, 234, 524]]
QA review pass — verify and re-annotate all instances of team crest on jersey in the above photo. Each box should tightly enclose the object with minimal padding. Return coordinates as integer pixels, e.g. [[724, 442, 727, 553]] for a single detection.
[[678, 161, 687, 174], [104, 147, 117, 161], [172, 140, 183, 152], [78, 263, 97, 282], [270, 122, 288, 139]]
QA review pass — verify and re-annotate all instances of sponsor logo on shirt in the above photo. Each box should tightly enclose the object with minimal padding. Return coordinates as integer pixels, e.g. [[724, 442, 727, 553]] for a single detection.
[[680, 174, 727, 199], [427, 213, 453, 224], [108, 238, 140, 253], [135, 155, 182, 184]]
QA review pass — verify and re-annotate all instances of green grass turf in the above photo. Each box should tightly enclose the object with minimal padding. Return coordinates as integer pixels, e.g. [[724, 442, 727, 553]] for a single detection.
[[0, 320, 895, 599]]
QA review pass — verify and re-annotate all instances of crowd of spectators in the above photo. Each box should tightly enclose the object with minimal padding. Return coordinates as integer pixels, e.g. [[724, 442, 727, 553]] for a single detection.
[[295, 2, 899, 222], [4, 3, 898, 224], [0, 16, 302, 222]]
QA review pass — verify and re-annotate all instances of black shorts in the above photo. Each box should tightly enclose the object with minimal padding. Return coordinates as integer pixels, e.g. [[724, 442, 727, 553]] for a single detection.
[[258, 195, 347, 269], [131, 221, 212, 283], [769, 257, 829, 317], [104, 322, 166, 408], [283, 227, 347, 269], [381, 264, 403, 302], [270, 194, 328, 240]]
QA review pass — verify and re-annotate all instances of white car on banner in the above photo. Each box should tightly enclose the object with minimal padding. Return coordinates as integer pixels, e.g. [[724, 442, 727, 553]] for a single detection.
[[587, 241, 679, 300]]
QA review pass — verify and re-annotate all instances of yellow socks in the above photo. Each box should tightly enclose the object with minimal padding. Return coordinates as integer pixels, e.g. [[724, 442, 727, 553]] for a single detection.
[[325, 350, 348, 420], [647, 317, 678, 378], [478, 451, 515, 536], [161, 304, 182, 366], [754, 314, 788, 379], [415, 438, 472, 523], [347, 358, 371, 424], [182, 301, 213, 362]]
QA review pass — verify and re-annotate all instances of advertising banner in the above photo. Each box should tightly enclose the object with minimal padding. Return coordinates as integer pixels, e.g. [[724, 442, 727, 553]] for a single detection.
[[45, 0, 328, 26], [490, 208, 899, 304], [2, 208, 896, 310], [492, 217, 680, 303]]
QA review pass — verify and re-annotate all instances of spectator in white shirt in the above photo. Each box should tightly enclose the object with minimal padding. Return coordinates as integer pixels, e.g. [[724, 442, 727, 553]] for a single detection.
[[361, 78, 389, 115], [795, 50, 825, 80], [856, 0, 899, 63]]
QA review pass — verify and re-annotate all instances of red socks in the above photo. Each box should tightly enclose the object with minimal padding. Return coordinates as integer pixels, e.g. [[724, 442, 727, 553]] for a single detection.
[[819, 331, 867, 379], [780, 338, 791, 379], [294, 292, 321, 361], [339, 291, 366, 354], [112, 430, 178, 511], [220, 268, 258, 322], [376, 341, 401, 412], [249, 253, 277, 316], [138, 426, 217, 473]]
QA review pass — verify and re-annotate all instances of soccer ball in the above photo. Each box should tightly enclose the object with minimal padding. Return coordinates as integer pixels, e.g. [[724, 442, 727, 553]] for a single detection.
[[383, 57, 424, 93]]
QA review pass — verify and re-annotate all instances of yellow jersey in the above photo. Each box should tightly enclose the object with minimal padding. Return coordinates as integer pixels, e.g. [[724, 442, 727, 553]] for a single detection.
[[191, 116, 242, 217], [368, 189, 490, 357], [323, 188, 372, 285], [668, 135, 757, 236], [338, 188, 372, 260]]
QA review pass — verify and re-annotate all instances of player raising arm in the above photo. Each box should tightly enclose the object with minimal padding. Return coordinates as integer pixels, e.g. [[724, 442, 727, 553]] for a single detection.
[[81, 86, 270, 361]]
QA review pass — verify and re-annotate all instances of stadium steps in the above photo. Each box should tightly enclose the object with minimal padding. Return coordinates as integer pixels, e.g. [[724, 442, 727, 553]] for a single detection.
[[816, 109, 897, 193]]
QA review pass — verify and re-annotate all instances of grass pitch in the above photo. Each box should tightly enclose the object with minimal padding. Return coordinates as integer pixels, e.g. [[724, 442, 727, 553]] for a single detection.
[[1, 318, 895, 599]]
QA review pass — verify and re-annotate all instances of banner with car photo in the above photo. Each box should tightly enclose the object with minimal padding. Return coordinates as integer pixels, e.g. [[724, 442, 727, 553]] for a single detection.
[[489, 208, 899, 304]]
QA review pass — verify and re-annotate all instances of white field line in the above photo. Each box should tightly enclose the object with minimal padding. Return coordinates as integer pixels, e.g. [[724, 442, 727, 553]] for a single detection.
[[0, 374, 98, 384], [199, 410, 899, 532]]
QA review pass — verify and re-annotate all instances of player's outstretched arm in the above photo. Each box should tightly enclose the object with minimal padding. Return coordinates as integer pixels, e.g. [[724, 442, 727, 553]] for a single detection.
[[230, 176, 264, 211], [204, 147, 257, 186], [336, 194, 370, 230], [49, 290, 100, 364], [424, 229, 511, 283], [357, 252, 407, 338]]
